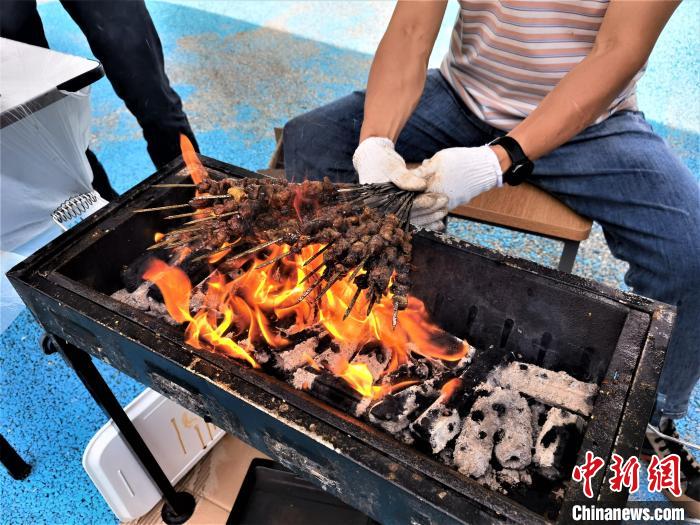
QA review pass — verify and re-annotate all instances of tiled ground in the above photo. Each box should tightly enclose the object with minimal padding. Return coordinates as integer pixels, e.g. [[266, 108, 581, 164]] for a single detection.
[[1, 1, 698, 523]]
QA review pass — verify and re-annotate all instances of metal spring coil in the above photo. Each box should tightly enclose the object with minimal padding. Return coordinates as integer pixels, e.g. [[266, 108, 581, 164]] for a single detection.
[[51, 191, 100, 228]]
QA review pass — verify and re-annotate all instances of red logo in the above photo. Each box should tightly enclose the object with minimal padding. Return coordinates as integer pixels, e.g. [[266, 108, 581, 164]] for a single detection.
[[572, 451, 606, 498], [608, 453, 640, 493], [647, 454, 682, 497]]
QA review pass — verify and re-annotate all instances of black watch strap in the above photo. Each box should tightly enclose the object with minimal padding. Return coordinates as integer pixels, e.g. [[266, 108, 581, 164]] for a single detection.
[[489, 136, 533, 186]]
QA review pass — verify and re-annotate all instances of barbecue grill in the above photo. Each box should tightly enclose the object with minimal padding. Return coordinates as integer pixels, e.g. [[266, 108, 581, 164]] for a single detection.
[[8, 155, 674, 524]]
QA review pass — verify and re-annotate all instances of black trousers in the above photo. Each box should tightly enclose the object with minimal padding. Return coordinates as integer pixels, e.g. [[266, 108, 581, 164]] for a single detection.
[[1, 0, 198, 197]]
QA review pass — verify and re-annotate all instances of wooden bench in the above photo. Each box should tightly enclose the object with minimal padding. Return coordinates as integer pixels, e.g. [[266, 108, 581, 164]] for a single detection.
[[265, 128, 592, 272]]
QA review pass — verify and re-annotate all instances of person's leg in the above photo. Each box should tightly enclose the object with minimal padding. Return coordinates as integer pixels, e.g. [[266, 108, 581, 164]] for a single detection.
[[0, 1, 118, 200], [532, 110, 700, 421], [0, 0, 49, 48], [60, 0, 198, 168], [283, 70, 492, 182]]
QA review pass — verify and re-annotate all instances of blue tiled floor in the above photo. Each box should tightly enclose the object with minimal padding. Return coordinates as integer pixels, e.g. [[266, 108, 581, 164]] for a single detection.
[[1, 2, 698, 523]]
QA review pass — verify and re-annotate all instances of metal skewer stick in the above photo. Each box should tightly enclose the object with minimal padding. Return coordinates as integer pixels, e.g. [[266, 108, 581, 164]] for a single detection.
[[255, 246, 301, 270], [227, 237, 286, 261], [152, 183, 197, 188], [302, 242, 334, 267], [392, 302, 400, 329], [190, 194, 232, 201], [314, 272, 343, 301], [134, 203, 191, 213], [294, 275, 326, 305], [183, 211, 237, 225], [164, 210, 209, 220], [299, 263, 325, 284], [343, 286, 364, 320]]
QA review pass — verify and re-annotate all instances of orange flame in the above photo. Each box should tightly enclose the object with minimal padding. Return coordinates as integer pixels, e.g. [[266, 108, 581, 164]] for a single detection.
[[180, 134, 207, 184], [143, 243, 470, 398], [154, 232, 165, 243], [439, 377, 462, 403]]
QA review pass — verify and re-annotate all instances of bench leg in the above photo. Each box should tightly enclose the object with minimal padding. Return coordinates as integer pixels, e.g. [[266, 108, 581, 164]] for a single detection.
[[558, 240, 580, 273]]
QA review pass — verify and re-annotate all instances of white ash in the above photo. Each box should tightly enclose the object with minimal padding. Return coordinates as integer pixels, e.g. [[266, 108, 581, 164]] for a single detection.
[[291, 368, 317, 390], [492, 390, 532, 470], [453, 385, 498, 478], [479, 467, 533, 493], [276, 336, 319, 372], [409, 397, 463, 454], [314, 341, 357, 371], [488, 362, 598, 416], [453, 386, 531, 477], [111, 284, 175, 324], [533, 408, 584, 480], [353, 396, 373, 418]]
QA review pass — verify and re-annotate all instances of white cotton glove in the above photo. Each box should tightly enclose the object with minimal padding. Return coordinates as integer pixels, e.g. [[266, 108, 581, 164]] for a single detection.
[[352, 137, 427, 191], [410, 192, 449, 231], [418, 145, 503, 210]]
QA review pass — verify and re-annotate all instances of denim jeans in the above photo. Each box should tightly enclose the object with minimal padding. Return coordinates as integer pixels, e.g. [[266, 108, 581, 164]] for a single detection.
[[284, 69, 700, 420]]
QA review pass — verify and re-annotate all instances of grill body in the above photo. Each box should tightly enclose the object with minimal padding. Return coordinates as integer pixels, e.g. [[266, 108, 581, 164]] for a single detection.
[[8, 156, 674, 524]]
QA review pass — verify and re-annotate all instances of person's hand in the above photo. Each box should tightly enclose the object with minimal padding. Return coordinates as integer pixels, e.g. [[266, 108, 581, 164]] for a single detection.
[[418, 145, 502, 210], [352, 137, 427, 191], [410, 192, 449, 231]]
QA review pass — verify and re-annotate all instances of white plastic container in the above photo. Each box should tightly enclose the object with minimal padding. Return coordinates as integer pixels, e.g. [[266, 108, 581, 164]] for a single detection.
[[83, 388, 224, 522]]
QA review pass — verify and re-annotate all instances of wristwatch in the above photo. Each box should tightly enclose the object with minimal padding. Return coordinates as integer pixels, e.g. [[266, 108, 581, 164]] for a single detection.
[[489, 136, 533, 186]]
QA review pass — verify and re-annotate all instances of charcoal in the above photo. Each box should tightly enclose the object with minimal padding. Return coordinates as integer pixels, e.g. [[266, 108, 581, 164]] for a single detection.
[[276, 336, 320, 372], [308, 371, 371, 416], [533, 408, 584, 480], [291, 367, 319, 390], [488, 362, 598, 416], [351, 342, 390, 381], [111, 283, 174, 323], [313, 340, 358, 371], [368, 379, 439, 433], [453, 386, 532, 477], [409, 398, 462, 454], [379, 360, 432, 386]]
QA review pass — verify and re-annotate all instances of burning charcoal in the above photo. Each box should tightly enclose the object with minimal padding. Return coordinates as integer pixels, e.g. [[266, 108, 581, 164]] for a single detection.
[[111, 283, 175, 324], [488, 362, 598, 416], [276, 336, 320, 372], [351, 342, 390, 381], [368, 379, 439, 434], [291, 367, 319, 390], [379, 359, 432, 386], [303, 371, 372, 417], [409, 398, 462, 454], [533, 408, 584, 480], [313, 341, 358, 371], [453, 386, 532, 477]]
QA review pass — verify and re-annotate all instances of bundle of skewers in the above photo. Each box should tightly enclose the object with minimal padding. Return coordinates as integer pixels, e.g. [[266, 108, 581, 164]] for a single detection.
[[136, 174, 419, 327]]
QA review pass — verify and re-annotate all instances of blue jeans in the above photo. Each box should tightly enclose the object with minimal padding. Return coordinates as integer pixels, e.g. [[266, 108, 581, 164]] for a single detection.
[[284, 69, 700, 420]]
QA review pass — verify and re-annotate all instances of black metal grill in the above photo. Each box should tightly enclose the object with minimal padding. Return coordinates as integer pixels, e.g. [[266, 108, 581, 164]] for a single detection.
[[8, 155, 674, 524]]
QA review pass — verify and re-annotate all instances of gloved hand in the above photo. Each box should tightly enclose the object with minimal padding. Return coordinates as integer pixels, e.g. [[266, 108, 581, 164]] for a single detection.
[[410, 192, 449, 231], [352, 137, 427, 191], [418, 145, 503, 210]]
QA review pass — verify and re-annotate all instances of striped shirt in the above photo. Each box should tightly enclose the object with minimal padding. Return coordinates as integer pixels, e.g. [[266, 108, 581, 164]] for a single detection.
[[440, 0, 643, 131]]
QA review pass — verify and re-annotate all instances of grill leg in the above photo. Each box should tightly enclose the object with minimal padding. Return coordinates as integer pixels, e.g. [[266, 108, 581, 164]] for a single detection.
[[45, 335, 196, 524], [0, 433, 31, 480], [558, 240, 580, 273]]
